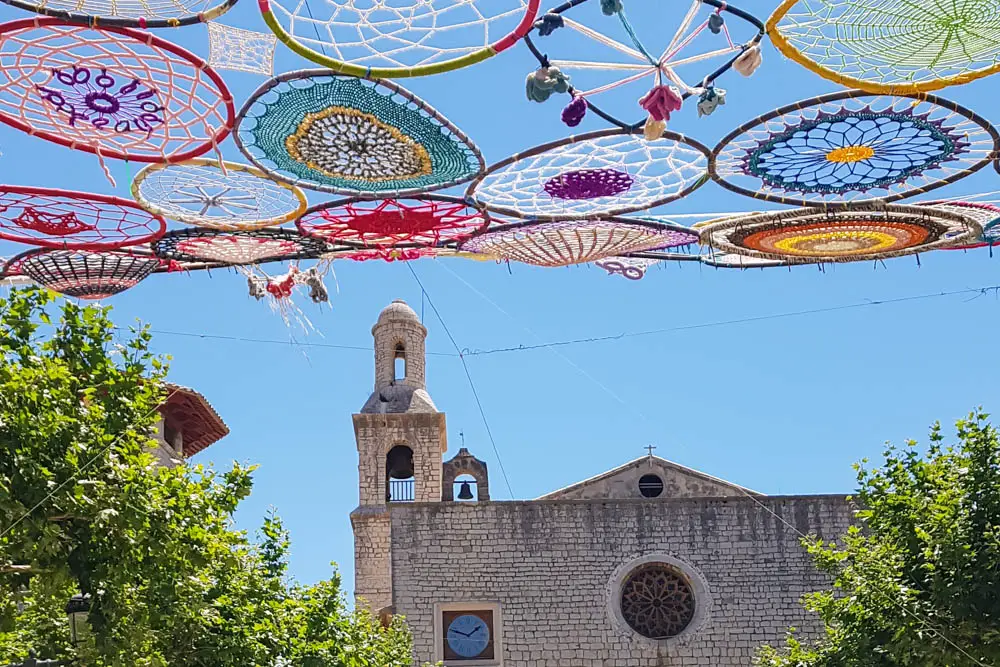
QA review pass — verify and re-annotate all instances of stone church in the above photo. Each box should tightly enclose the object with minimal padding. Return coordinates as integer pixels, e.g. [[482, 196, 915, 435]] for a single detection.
[[351, 300, 854, 667]]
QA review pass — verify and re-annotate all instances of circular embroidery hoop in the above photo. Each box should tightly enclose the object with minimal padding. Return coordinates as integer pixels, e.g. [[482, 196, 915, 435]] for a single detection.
[[297, 195, 488, 250], [700, 203, 978, 263], [152, 228, 329, 265], [2, 248, 159, 299], [467, 129, 711, 220], [0, 19, 234, 164], [0, 186, 166, 250], [0, 0, 237, 28], [235, 71, 484, 196], [460, 218, 697, 267], [767, 0, 1000, 95], [131, 159, 308, 231], [710, 90, 999, 206]]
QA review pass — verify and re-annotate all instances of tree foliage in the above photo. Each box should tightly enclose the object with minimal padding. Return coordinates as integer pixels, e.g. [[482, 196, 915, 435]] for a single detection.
[[0, 288, 412, 666], [757, 411, 1000, 667]]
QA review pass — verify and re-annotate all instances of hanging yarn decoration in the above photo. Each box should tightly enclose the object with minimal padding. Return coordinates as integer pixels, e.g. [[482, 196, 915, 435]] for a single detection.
[[521, 0, 764, 127], [732, 44, 762, 76], [594, 256, 659, 280], [468, 128, 711, 220], [0, 19, 234, 175], [767, 0, 1000, 94], [600, 0, 623, 16], [536, 13, 564, 36], [0, 186, 166, 250], [236, 71, 484, 197], [239, 262, 334, 333], [700, 248, 791, 269], [639, 85, 683, 122], [697, 86, 726, 116], [152, 228, 329, 265], [526, 66, 571, 103], [920, 201, 1000, 250], [1, 248, 159, 299], [207, 23, 277, 76], [643, 118, 666, 141], [711, 90, 1000, 206], [562, 96, 588, 127], [258, 0, 540, 78], [0, 0, 236, 27], [700, 203, 979, 263]]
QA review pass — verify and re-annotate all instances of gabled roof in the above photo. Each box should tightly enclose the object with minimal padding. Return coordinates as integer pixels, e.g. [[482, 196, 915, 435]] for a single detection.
[[537, 455, 761, 501], [160, 384, 229, 457]]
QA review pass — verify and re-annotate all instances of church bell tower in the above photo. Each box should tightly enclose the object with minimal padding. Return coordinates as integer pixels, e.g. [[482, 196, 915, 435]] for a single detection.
[[351, 300, 447, 613]]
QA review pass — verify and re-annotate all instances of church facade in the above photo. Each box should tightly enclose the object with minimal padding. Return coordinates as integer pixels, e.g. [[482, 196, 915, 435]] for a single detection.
[[352, 300, 854, 667]]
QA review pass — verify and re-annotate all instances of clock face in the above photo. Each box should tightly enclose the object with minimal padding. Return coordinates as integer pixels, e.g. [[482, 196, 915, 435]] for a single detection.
[[446, 613, 491, 659]]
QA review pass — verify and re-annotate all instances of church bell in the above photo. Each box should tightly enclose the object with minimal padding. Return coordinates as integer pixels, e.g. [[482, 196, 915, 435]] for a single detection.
[[457, 481, 474, 500], [386, 446, 414, 480]]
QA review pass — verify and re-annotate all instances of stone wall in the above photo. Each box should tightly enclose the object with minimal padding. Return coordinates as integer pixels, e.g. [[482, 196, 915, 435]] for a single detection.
[[541, 458, 751, 501], [352, 506, 392, 612], [353, 413, 447, 506], [389, 495, 853, 667]]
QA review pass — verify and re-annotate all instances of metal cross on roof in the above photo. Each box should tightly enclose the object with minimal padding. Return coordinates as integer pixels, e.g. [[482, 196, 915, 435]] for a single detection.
[[645, 444, 656, 458]]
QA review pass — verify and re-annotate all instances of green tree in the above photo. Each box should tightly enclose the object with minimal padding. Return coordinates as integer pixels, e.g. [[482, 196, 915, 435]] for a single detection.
[[757, 411, 1000, 667], [0, 287, 411, 666]]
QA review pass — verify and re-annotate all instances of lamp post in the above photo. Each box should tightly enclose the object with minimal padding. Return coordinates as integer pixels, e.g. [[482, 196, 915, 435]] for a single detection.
[[64, 594, 90, 646]]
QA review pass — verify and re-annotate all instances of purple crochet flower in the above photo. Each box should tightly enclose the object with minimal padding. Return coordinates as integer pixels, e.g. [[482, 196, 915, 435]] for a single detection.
[[561, 96, 588, 127], [36, 66, 164, 133], [544, 168, 633, 200]]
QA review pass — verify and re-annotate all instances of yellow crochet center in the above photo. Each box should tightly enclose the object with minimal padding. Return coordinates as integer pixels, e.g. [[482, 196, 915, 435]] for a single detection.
[[825, 145, 875, 163], [772, 230, 899, 256]]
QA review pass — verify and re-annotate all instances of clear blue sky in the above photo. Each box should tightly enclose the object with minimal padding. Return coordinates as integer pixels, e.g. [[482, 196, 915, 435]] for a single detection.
[[2, 0, 1000, 595]]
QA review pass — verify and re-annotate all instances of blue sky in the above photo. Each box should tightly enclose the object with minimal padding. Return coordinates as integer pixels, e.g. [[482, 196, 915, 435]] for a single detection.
[[2, 0, 1000, 594]]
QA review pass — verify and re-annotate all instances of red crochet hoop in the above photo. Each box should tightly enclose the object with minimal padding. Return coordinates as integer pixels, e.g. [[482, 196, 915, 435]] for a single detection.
[[297, 195, 488, 250], [0, 186, 166, 250], [0, 18, 234, 164], [2, 248, 159, 299], [152, 228, 329, 265]]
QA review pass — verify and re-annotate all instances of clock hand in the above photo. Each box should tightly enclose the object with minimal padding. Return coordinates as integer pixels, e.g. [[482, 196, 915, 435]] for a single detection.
[[450, 628, 473, 638]]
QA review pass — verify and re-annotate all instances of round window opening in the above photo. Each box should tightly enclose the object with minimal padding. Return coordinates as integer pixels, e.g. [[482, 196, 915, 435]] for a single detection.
[[620, 563, 695, 639], [638, 474, 664, 498]]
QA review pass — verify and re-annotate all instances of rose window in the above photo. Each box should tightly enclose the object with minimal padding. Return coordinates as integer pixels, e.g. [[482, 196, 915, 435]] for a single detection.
[[619, 563, 695, 639]]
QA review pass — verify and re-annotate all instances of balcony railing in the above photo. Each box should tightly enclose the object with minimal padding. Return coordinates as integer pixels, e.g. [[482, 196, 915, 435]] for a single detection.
[[387, 478, 414, 503]]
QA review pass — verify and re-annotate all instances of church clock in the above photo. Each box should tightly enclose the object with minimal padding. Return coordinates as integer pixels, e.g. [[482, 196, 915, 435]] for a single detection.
[[441, 609, 495, 662]]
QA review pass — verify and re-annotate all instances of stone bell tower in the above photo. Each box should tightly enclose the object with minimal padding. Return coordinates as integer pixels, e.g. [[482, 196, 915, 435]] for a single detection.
[[351, 300, 447, 613]]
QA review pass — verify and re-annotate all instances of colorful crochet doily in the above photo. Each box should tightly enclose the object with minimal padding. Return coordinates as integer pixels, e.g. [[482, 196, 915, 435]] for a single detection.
[[297, 195, 488, 250], [700, 204, 979, 263], [921, 200, 1000, 250], [767, 0, 1000, 95], [131, 159, 308, 231], [0, 19, 234, 166], [711, 91, 999, 206], [0, 0, 236, 27], [258, 0, 539, 78], [0, 186, 166, 250], [152, 228, 328, 265], [467, 128, 710, 219], [460, 217, 697, 267], [235, 71, 484, 196], [2, 248, 160, 298], [523, 0, 764, 128]]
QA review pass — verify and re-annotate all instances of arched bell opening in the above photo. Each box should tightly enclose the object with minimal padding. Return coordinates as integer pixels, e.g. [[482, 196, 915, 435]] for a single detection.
[[454, 473, 478, 502], [385, 444, 414, 502], [393, 342, 406, 383]]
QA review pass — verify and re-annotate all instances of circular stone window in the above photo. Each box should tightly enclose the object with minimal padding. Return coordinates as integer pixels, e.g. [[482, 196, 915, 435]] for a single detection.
[[619, 563, 695, 639], [638, 474, 664, 498]]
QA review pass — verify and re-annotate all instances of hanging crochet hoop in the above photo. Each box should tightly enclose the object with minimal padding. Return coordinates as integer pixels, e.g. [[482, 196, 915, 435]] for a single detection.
[[710, 90, 999, 207], [460, 217, 697, 267], [0, 186, 166, 250], [235, 71, 484, 196], [152, 228, 328, 265], [467, 128, 710, 220], [921, 200, 1000, 250], [207, 23, 276, 75], [2, 248, 159, 299], [131, 159, 307, 231], [0, 19, 234, 166], [258, 0, 539, 79], [699, 248, 795, 268], [767, 0, 1000, 95], [0, 0, 236, 28], [297, 194, 488, 250], [327, 246, 440, 262], [700, 203, 979, 263], [523, 0, 764, 129]]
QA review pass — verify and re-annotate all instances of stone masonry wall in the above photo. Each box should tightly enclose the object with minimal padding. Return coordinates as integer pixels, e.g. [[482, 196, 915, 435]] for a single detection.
[[542, 459, 748, 501], [353, 413, 447, 506], [374, 319, 427, 390], [389, 495, 854, 667], [352, 507, 392, 612]]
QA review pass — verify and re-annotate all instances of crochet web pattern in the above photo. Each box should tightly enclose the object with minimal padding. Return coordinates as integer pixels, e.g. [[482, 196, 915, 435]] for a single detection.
[[131, 159, 307, 231], [207, 23, 276, 75], [152, 228, 328, 265], [0, 186, 166, 250], [701, 203, 979, 263], [768, 0, 1000, 94], [468, 129, 710, 219], [0, 0, 236, 27], [460, 218, 696, 267], [711, 91, 998, 206], [297, 196, 488, 249], [259, 0, 539, 77], [921, 200, 1000, 249], [3, 249, 159, 299], [0, 19, 234, 165], [235, 72, 484, 196]]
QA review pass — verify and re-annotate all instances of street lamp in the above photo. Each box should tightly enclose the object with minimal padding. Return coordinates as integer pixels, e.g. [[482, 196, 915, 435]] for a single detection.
[[64, 594, 90, 646]]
